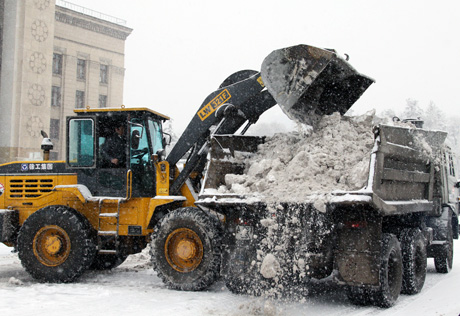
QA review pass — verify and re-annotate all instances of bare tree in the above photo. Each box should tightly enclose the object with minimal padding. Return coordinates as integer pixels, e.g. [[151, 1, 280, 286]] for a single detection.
[[424, 101, 446, 131], [402, 98, 424, 119]]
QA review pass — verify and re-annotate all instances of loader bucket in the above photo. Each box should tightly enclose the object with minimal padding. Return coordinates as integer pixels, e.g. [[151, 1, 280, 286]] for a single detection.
[[261, 44, 374, 125]]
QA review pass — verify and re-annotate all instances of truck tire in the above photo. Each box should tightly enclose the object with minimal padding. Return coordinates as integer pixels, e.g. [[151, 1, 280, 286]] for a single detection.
[[17, 205, 96, 282], [150, 207, 222, 291], [371, 233, 403, 308], [434, 214, 453, 273], [226, 274, 265, 296], [347, 234, 403, 307], [224, 246, 268, 296], [90, 253, 128, 270], [400, 228, 427, 294], [347, 286, 372, 306]]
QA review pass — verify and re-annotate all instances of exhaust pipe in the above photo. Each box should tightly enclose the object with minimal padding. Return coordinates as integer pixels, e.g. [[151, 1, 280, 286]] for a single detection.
[[40, 130, 53, 161]]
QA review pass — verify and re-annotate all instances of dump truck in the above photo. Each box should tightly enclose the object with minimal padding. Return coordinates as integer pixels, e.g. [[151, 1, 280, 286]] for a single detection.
[[197, 117, 460, 307], [0, 44, 381, 294]]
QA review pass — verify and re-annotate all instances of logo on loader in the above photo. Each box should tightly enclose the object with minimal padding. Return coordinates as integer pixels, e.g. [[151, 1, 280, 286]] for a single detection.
[[0, 183, 4, 197], [197, 89, 231, 121]]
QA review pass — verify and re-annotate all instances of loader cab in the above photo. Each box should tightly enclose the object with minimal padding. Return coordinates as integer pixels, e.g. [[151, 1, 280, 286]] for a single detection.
[[66, 107, 169, 197]]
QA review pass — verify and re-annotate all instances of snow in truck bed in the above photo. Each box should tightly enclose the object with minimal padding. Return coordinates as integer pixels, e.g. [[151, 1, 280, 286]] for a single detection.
[[201, 111, 377, 212]]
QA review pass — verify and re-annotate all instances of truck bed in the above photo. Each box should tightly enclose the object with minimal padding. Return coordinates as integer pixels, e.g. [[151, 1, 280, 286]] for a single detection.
[[197, 124, 447, 217]]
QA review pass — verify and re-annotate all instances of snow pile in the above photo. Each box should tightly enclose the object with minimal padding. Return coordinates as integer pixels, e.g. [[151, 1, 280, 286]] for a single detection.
[[260, 253, 281, 279], [8, 277, 23, 286], [220, 111, 376, 209]]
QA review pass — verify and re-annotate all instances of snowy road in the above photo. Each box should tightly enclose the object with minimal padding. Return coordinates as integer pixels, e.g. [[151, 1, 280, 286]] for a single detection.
[[1, 242, 460, 316]]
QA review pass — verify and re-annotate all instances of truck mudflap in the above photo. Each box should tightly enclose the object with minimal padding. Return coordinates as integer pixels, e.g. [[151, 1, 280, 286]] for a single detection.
[[261, 44, 374, 126], [0, 209, 19, 244]]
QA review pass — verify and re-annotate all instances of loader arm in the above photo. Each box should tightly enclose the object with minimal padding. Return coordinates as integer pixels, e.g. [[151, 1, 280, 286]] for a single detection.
[[166, 72, 276, 195]]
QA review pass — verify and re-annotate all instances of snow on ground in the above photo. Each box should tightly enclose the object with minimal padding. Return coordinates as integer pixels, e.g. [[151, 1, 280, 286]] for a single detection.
[[1, 242, 460, 316]]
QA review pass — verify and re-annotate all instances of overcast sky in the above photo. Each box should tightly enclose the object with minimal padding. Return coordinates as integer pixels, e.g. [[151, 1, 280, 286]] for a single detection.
[[70, 0, 460, 134]]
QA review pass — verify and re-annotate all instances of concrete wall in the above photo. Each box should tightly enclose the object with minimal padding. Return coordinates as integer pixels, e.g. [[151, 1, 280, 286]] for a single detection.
[[0, 0, 55, 162], [0, 0, 131, 163]]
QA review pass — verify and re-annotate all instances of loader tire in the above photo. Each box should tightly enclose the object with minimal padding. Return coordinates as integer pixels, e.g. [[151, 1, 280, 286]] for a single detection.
[[369, 234, 402, 308], [90, 253, 128, 270], [150, 207, 222, 291], [400, 228, 427, 294], [434, 214, 454, 273], [17, 205, 96, 283]]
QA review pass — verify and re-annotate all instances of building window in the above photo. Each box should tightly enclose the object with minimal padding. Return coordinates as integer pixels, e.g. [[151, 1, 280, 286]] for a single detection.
[[77, 59, 86, 80], [51, 86, 61, 107], [100, 64, 108, 84], [76, 90, 85, 108], [50, 119, 60, 140], [99, 94, 107, 108], [53, 53, 63, 75]]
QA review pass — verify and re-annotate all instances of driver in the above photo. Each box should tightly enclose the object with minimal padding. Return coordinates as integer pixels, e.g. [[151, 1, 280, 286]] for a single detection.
[[101, 123, 127, 167]]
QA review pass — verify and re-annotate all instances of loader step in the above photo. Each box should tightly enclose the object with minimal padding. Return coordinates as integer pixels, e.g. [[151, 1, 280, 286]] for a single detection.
[[99, 213, 119, 218], [98, 249, 118, 255], [98, 231, 118, 236]]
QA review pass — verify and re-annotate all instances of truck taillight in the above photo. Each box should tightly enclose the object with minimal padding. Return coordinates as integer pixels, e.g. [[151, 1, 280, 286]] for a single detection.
[[345, 221, 367, 229], [235, 218, 249, 225]]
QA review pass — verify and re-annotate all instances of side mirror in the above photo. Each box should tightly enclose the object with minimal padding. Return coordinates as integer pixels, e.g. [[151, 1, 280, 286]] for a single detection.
[[455, 181, 460, 188], [163, 133, 172, 146]]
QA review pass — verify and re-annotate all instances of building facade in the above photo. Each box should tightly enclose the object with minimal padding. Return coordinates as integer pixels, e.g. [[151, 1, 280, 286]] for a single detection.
[[0, 0, 132, 163]]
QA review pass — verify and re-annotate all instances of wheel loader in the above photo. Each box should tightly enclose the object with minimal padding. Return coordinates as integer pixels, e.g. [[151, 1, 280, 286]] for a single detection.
[[0, 44, 373, 291]]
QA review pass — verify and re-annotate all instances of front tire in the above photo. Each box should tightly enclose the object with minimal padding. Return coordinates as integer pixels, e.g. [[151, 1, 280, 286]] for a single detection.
[[150, 207, 222, 291], [17, 206, 96, 283], [434, 212, 454, 274]]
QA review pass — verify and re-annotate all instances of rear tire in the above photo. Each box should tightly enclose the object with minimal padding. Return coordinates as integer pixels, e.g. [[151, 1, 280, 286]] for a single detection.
[[150, 207, 222, 291], [400, 229, 427, 294], [370, 234, 403, 308], [347, 286, 372, 306], [17, 206, 96, 283]]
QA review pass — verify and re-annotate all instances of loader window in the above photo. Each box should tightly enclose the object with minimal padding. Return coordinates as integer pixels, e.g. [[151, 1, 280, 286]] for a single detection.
[[130, 121, 150, 165], [130, 119, 155, 196], [148, 119, 163, 155], [67, 118, 95, 167]]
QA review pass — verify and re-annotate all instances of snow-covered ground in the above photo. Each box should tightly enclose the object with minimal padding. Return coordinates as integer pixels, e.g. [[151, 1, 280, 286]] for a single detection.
[[1, 242, 459, 316]]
